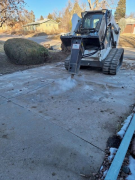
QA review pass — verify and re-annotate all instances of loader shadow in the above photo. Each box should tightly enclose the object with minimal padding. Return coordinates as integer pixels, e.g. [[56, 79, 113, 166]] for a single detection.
[[80, 66, 102, 73], [32, 32, 47, 37]]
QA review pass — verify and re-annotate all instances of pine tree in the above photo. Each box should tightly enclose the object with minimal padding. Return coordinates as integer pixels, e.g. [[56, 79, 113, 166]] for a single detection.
[[47, 13, 53, 19], [40, 15, 44, 20], [114, 0, 126, 21]]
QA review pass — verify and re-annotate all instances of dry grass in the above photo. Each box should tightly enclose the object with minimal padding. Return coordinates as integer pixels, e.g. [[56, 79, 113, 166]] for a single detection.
[[119, 34, 135, 48], [11, 30, 35, 37], [9, 29, 65, 38], [42, 29, 64, 35], [121, 33, 135, 37]]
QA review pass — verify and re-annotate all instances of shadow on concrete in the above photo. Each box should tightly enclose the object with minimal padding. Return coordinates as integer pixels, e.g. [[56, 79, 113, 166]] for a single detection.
[[32, 32, 47, 37]]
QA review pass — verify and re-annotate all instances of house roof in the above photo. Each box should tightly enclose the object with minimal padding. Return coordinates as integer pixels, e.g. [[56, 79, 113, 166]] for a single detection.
[[23, 19, 58, 27], [125, 17, 135, 24]]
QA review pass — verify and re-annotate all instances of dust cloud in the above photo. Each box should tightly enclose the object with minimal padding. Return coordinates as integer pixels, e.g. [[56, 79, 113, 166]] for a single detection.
[[50, 77, 77, 95]]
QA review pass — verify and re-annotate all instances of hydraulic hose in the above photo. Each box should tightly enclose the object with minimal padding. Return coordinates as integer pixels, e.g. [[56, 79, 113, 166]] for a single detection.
[[82, 48, 100, 58]]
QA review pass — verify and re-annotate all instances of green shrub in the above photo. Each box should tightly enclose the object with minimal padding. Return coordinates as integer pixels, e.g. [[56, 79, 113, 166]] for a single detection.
[[4, 38, 49, 65]]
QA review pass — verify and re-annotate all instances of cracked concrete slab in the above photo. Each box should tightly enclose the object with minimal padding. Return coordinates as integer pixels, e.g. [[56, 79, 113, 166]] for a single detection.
[[8, 63, 135, 150], [0, 64, 64, 98], [0, 101, 104, 180], [0, 96, 7, 105], [0, 49, 135, 180]]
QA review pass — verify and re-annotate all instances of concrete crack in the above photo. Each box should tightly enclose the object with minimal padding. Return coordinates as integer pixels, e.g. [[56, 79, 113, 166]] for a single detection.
[[66, 130, 105, 153]]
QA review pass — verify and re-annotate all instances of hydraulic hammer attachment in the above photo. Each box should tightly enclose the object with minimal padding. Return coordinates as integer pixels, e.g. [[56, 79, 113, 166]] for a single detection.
[[69, 38, 83, 75]]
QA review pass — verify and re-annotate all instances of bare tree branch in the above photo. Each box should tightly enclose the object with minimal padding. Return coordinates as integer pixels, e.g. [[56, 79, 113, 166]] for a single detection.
[[87, 0, 93, 9], [87, 0, 118, 10], [0, 0, 25, 27]]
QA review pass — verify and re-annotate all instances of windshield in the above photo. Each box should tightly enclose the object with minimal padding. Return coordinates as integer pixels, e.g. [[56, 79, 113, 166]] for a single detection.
[[82, 14, 103, 29]]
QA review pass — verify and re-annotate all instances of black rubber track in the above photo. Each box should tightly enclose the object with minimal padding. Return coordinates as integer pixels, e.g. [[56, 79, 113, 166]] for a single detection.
[[109, 48, 124, 75], [103, 48, 124, 75], [102, 48, 118, 74]]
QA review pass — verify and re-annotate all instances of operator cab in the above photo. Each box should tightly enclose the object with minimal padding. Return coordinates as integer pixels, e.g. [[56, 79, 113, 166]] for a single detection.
[[79, 12, 103, 34], [82, 13, 103, 30]]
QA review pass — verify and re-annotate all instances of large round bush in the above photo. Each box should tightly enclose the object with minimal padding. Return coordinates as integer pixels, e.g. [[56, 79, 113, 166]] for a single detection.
[[4, 38, 49, 65]]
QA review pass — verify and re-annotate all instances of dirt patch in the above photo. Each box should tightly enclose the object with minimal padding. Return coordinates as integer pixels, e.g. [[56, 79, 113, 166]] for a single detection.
[[119, 34, 135, 48], [0, 41, 69, 75], [47, 50, 69, 63]]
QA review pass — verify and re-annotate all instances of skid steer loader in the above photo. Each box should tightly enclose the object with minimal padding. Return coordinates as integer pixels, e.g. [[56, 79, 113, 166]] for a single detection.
[[60, 9, 124, 77]]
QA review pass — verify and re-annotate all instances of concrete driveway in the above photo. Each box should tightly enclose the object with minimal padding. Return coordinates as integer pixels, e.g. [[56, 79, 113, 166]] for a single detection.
[[0, 33, 135, 179], [0, 48, 135, 180]]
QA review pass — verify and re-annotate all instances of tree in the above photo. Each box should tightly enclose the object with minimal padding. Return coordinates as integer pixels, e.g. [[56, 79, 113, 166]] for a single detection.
[[59, 0, 85, 31], [20, 10, 35, 24], [71, 0, 82, 17], [30, 11, 35, 22], [22, 10, 31, 23], [60, 0, 73, 31], [126, 12, 135, 18], [40, 15, 44, 20], [47, 13, 53, 19], [81, 2, 87, 11], [87, 0, 119, 10], [114, 0, 126, 21], [0, 0, 25, 27]]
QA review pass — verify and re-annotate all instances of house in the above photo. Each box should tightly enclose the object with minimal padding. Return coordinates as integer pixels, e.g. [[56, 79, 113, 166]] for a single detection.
[[23, 19, 59, 32], [123, 17, 135, 34]]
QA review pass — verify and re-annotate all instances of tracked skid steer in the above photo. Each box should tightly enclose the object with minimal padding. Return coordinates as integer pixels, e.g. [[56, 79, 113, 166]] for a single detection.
[[60, 9, 124, 77]]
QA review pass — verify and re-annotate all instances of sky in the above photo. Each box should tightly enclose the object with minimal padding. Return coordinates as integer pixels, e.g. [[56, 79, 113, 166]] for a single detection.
[[25, 0, 135, 20]]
